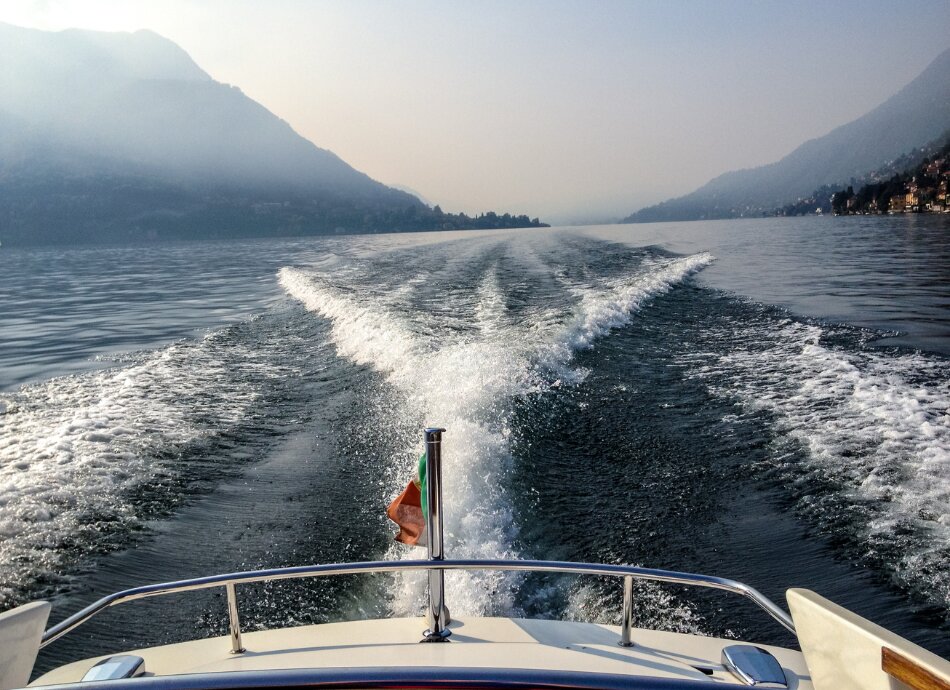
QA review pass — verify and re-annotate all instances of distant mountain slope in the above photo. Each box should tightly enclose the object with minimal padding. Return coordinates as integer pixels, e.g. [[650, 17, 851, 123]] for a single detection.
[[0, 24, 546, 245], [0, 23, 398, 196], [624, 47, 950, 223]]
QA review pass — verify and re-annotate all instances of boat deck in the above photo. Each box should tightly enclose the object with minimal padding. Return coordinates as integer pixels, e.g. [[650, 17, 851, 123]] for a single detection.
[[32, 617, 812, 688]]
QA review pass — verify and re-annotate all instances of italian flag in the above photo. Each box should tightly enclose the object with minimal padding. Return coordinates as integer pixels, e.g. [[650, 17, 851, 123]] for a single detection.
[[387, 454, 428, 546]]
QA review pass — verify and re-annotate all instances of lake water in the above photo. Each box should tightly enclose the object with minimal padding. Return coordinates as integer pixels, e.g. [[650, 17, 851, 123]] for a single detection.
[[0, 215, 947, 670]]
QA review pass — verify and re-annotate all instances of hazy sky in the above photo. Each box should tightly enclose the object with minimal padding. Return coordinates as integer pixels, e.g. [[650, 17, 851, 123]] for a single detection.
[[3, 1, 949, 222]]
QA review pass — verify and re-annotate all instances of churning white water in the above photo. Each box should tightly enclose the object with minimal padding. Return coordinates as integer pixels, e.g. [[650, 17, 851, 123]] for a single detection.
[[278, 252, 714, 616]]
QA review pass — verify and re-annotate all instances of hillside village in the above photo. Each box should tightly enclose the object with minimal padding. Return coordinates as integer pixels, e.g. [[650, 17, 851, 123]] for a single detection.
[[773, 136, 950, 217], [831, 144, 950, 215]]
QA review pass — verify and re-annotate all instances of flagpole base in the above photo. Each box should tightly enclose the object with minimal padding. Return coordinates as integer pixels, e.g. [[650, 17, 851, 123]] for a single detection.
[[421, 627, 452, 643]]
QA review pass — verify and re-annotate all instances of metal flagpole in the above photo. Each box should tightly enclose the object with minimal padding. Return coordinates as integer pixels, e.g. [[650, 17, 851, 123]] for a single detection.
[[422, 427, 450, 641]]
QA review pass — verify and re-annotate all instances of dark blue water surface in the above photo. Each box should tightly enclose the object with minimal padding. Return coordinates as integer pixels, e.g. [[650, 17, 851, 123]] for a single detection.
[[0, 215, 947, 673]]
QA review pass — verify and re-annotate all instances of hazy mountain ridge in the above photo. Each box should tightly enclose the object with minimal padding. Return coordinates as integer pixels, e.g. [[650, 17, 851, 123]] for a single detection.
[[0, 24, 546, 245], [623, 46, 950, 223], [0, 22, 394, 196], [0, 22, 211, 86]]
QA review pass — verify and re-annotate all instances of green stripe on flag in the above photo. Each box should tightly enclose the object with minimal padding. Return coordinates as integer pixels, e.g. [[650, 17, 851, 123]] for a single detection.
[[417, 453, 428, 520]]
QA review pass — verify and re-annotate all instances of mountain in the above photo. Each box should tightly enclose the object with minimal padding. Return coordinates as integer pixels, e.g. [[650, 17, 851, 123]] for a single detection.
[[623, 47, 950, 223], [0, 23, 394, 196], [0, 24, 544, 245]]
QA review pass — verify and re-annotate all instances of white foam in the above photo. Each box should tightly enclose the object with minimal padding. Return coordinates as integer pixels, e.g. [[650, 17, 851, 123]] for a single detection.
[[280, 266, 530, 616], [547, 252, 713, 364], [278, 251, 713, 617], [474, 267, 507, 336], [564, 580, 705, 634], [0, 327, 291, 607], [692, 320, 950, 608]]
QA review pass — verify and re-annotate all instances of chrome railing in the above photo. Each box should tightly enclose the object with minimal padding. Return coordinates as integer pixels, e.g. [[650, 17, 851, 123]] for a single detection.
[[41, 557, 795, 652], [40, 428, 796, 654]]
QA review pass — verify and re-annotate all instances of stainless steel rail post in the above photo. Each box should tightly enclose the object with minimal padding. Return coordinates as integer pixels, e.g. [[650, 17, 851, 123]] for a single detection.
[[226, 583, 245, 653], [422, 427, 451, 641], [619, 575, 634, 647]]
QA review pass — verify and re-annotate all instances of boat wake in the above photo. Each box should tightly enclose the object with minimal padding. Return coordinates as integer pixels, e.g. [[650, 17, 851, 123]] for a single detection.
[[689, 317, 950, 612], [278, 248, 713, 617], [0, 315, 309, 609]]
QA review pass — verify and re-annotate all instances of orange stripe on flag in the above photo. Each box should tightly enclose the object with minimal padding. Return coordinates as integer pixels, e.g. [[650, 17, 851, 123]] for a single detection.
[[387, 479, 426, 545]]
